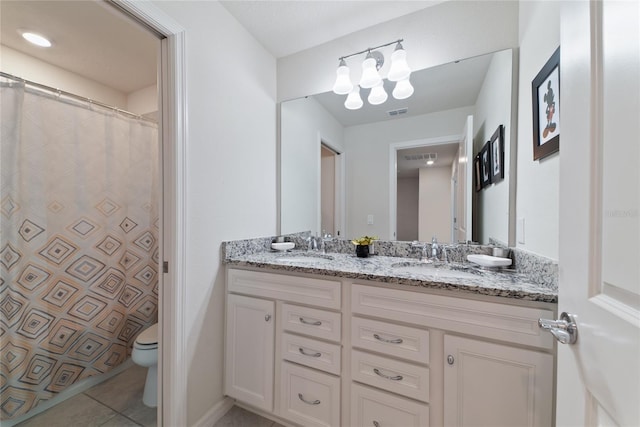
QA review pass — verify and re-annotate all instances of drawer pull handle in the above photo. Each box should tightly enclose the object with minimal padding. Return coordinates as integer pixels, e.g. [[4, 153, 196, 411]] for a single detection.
[[373, 422, 381, 427], [373, 368, 403, 381], [299, 317, 322, 326], [298, 393, 321, 405], [298, 347, 322, 358], [373, 333, 403, 344]]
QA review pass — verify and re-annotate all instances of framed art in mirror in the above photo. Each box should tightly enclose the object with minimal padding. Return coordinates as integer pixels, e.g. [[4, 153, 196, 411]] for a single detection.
[[480, 141, 492, 188], [490, 124, 504, 183], [532, 47, 560, 160], [474, 154, 482, 192]]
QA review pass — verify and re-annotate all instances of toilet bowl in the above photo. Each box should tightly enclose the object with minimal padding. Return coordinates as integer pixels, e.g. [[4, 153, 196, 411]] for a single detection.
[[132, 322, 158, 407]]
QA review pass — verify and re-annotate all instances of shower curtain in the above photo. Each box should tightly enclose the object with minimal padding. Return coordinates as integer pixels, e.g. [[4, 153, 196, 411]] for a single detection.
[[0, 80, 159, 421]]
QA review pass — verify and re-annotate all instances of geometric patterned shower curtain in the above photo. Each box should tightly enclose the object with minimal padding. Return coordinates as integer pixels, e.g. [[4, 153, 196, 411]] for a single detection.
[[0, 81, 159, 421]]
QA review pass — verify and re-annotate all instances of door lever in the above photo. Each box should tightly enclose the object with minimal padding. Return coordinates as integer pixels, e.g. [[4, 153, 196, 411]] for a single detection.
[[538, 312, 578, 344]]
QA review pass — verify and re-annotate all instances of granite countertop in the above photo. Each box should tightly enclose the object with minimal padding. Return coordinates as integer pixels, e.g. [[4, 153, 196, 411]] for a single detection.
[[224, 250, 558, 303]]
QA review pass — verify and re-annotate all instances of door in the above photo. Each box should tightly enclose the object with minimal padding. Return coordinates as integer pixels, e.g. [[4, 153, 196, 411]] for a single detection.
[[224, 294, 275, 411], [455, 115, 473, 243], [558, 1, 640, 426], [443, 335, 554, 427]]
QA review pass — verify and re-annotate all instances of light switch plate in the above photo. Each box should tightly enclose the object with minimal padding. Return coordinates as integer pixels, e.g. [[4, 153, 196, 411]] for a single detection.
[[367, 214, 374, 225]]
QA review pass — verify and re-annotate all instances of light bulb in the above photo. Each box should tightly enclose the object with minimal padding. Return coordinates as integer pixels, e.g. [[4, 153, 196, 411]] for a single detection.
[[392, 77, 414, 100], [22, 32, 52, 47], [345, 86, 363, 110], [359, 52, 382, 89], [388, 42, 411, 82], [332, 59, 353, 95], [368, 81, 388, 105], [426, 159, 435, 166]]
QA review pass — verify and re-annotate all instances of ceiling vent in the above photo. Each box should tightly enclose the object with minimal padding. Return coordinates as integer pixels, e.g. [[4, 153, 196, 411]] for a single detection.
[[387, 107, 408, 116]]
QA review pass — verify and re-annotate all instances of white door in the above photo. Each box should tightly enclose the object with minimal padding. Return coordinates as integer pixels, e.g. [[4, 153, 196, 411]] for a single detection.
[[455, 115, 473, 243], [558, 1, 640, 426]]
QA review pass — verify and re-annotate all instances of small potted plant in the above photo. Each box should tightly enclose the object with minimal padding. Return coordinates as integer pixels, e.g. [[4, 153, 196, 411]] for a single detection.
[[351, 236, 378, 258]]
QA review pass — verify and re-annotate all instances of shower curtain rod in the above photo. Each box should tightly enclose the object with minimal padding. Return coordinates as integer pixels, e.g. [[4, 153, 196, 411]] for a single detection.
[[0, 71, 156, 123]]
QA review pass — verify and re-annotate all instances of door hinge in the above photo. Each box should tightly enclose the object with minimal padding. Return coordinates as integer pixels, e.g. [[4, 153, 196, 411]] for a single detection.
[[163, 261, 169, 273]]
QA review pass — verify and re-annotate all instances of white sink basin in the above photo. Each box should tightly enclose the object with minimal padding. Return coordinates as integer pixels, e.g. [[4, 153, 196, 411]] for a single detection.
[[275, 254, 334, 264], [391, 262, 480, 280]]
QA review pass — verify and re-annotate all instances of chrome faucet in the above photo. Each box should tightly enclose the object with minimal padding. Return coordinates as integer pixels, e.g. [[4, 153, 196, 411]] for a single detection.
[[306, 235, 318, 251], [430, 237, 440, 260], [411, 241, 430, 262], [321, 232, 334, 254]]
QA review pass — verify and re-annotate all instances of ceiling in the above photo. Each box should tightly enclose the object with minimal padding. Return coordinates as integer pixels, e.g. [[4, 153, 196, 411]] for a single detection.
[[397, 144, 460, 178], [1, 1, 158, 94], [219, 1, 445, 58]]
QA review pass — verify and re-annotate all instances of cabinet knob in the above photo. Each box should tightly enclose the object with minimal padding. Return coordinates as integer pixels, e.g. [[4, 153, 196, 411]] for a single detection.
[[265, 314, 271, 322], [447, 355, 455, 365]]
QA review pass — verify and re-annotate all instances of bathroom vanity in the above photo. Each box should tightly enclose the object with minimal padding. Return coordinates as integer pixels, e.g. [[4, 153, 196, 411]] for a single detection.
[[223, 247, 557, 427]]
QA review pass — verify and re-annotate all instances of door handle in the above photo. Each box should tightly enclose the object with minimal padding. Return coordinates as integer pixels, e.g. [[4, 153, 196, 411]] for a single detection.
[[538, 312, 578, 344]]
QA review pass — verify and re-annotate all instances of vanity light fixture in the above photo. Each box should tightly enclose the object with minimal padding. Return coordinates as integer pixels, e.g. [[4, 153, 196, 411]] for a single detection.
[[344, 86, 364, 110], [332, 38, 412, 110], [21, 31, 52, 48]]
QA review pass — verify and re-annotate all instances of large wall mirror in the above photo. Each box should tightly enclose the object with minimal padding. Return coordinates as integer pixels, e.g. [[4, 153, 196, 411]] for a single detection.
[[280, 48, 517, 245]]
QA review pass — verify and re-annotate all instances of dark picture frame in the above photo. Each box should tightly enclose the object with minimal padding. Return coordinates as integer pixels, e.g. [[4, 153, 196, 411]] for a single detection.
[[532, 47, 560, 160], [490, 124, 504, 183], [474, 154, 482, 192], [480, 141, 492, 188]]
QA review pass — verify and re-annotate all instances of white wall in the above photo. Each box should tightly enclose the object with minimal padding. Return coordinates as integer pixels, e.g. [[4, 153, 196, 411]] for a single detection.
[[280, 96, 344, 235], [0, 45, 127, 109], [126, 84, 158, 116], [419, 167, 452, 242], [516, 0, 560, 259], [277, 0, 519, 102], [320, 148, 336, 235], [397, 177, 419, 241], [345, 106, 474, 240], [473, 49, 514, 245], [150, 1, 277, 424]]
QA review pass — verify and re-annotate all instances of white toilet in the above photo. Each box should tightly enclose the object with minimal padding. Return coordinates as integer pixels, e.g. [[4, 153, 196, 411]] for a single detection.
[[132, 322, 158, 407]]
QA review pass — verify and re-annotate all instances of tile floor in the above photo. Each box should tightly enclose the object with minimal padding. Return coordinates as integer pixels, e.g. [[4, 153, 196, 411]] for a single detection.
[[16, 364, 283, 427], [213, 406, 286, 427], [17, 364, 156, 427]]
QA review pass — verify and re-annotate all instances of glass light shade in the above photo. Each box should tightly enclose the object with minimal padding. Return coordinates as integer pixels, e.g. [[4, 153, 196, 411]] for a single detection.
[[388, 46, 411, 82], [368, 82, 388, 105], [344, 86, 363, 110], [392, 78, 414, 100], [359, 55, 382, 89], [332, 60, 353, 95]]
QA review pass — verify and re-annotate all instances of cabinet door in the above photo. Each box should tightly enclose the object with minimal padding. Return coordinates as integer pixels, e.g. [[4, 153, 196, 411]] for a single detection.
[[444, 335, 553, 427], [351, 383, 429, 427], [225, 294, 275, 411]]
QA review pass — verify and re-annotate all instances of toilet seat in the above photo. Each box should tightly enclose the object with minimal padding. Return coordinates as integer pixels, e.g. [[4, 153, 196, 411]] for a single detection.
[[134, 323, 158, 349]]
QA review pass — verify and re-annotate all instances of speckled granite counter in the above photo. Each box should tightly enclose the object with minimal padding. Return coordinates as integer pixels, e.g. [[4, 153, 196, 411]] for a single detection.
[[223, 249, 558, 303]]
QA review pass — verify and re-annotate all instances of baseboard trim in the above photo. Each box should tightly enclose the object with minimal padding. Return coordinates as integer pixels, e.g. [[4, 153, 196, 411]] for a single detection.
[[192, 397, 235, 427]]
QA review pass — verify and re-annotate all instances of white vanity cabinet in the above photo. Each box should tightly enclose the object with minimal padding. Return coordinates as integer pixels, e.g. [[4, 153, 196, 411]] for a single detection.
[[443, 335, 554, 427], [225, 267, 556, 427], [351, 284, 556, 427], [225, 268, 342, 426], [224, 293, 275, 411]]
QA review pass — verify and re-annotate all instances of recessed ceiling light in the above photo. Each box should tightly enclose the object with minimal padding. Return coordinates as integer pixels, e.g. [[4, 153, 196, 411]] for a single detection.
[[21, 32, 52, 48]]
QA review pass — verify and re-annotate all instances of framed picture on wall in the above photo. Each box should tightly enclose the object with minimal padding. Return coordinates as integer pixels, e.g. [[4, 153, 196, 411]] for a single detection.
[[480, 141, 492, 188], [490, 124, 505, 183], [474, 154, 482, 192], [532, 47, 560, 160]]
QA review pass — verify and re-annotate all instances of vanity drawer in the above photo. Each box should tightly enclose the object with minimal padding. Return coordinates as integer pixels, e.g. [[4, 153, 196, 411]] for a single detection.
[[351, 383, 430, 427], [279, 362, 340, 427], [281, 303, 341, 342], [352, 316, 429, 364], [351, 349, 429, 403], [351, 284, 554, 349], [281, 332, 341, 375], [228, 269, 340, 309]]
